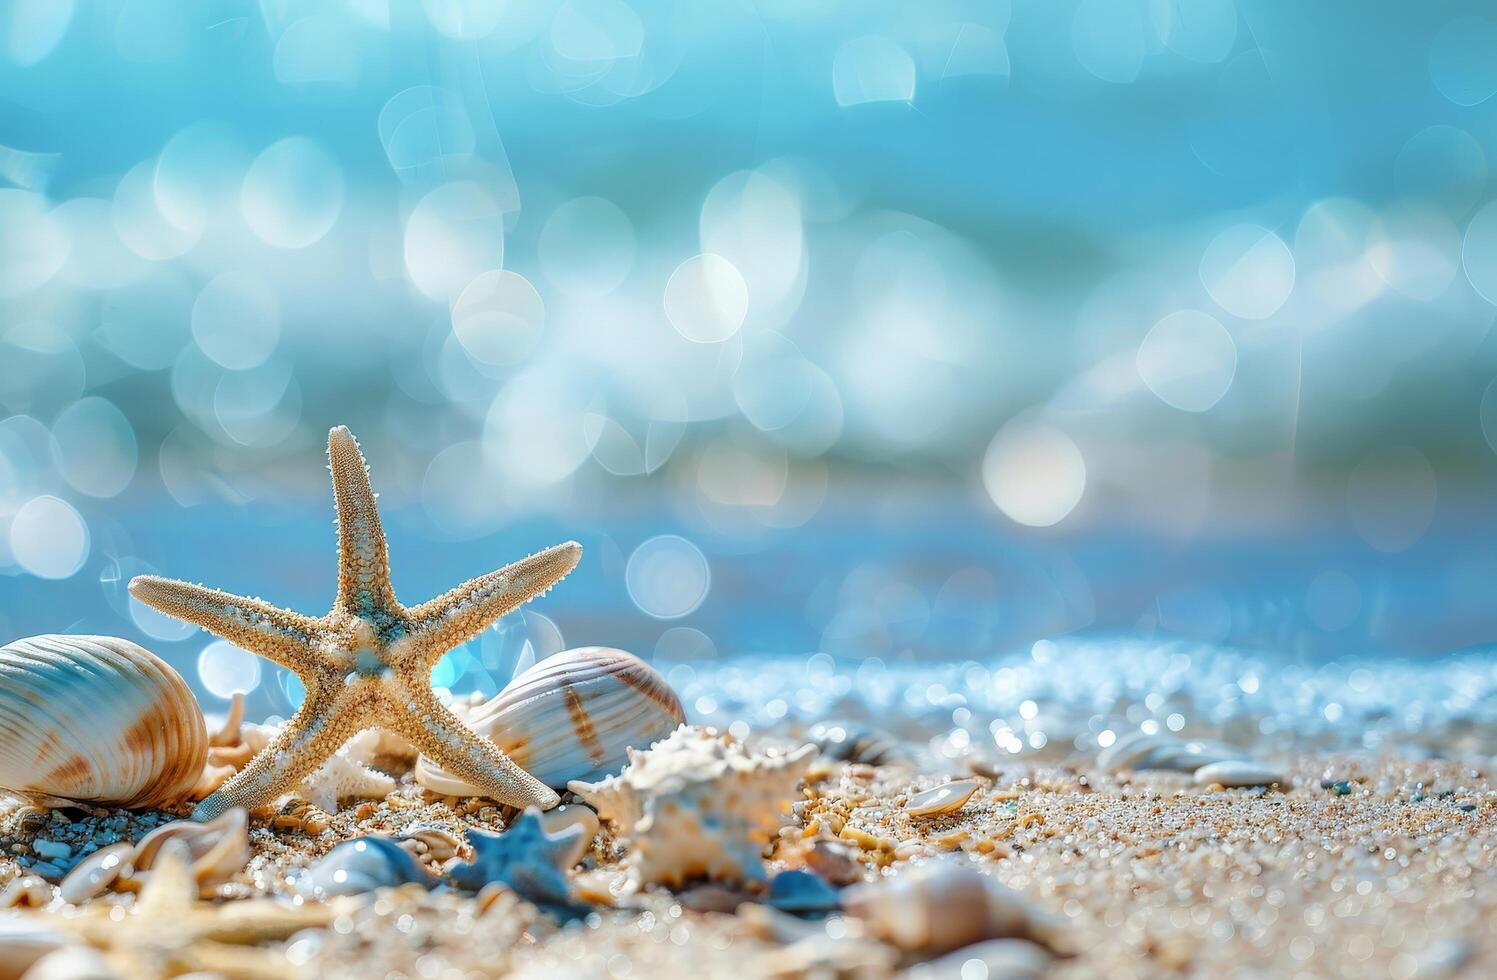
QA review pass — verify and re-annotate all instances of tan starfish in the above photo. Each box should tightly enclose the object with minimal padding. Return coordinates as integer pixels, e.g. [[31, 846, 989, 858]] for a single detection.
[[58, 837, 340, 978], [129, 426, 579, 821]]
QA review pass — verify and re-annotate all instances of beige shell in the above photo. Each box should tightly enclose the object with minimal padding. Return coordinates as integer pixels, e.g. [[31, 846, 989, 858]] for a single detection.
[[0, 635, 207, 809], [569, 725, 817, 889], [416, 647, 684, 795], [842, 860, 1064, 955]]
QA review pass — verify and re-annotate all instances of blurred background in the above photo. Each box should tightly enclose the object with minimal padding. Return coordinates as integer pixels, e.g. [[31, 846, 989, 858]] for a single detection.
[[4, 1, 1497, 736]]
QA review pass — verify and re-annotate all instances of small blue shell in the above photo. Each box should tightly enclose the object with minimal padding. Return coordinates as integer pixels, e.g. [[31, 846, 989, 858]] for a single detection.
[[295, 836, 433, 900]]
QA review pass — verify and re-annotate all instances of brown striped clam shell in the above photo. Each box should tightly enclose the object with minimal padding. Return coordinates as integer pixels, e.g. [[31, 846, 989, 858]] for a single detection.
[[0, 635, 207, 809], [416, 647, 684, 795]]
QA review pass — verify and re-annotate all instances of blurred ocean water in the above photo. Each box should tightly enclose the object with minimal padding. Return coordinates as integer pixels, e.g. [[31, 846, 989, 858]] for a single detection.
[[4, 2, 1497, 737]]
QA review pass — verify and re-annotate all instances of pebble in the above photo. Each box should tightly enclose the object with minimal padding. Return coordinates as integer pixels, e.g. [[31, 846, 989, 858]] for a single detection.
[[905, 780, 981, 818], [765, 870, 841, 915], [1193, 760, 1283, 788], [30, 840, 71, 861]]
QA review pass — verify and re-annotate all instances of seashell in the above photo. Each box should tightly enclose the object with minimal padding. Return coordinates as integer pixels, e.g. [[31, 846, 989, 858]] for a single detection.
[[127, 808, 251, 895], [447, 808, 592, 921], [0, 916, 73, 980], [908, 938, 1054, 980], [570, 725, 817, 889], [539, 803, 599, 866], [766, 869, 840, 915], [0, 635, 207, 809], [1193, 759, 1283, 788], [395, 824, 464, 864], [905, 779, 981, 817], [296, 836, 435, 900], [1097, 731, 1241, 774], [806, 721, 905, 766], [417, 647, 684, 795], [842, 860, 1064, 955], [14, 946, 115, 980], [0, 874, 51, 909], [57, 843, 134, 904], [798, 839, 863, 887]]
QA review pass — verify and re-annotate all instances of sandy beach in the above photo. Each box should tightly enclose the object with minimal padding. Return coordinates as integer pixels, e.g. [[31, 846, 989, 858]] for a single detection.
[[3, 735, 1491, 979]]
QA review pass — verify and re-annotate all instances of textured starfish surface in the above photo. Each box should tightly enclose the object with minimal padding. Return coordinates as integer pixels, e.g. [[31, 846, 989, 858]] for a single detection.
[[129, 426, 580, 821], [60, 838, 339, 979], [447, 807, 591, 921]]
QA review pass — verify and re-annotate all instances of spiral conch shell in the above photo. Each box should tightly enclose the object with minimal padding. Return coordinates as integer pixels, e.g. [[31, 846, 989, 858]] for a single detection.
[[0, 635, 207, 809], [416, 647, 685, 795], [569, 725, 817, 889]]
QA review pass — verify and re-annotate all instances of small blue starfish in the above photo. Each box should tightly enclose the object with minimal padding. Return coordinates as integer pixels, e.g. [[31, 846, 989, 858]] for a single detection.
[[446, 808, 592, 921]]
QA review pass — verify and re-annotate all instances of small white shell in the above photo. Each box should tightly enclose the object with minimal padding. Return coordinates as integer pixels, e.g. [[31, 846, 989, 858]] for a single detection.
[[843, 861, 1063, 955], [416, 647, 684, 794], [0, 635, 207, 809], [1193, 759, 1282, 788], [904, 780, 981, 817]]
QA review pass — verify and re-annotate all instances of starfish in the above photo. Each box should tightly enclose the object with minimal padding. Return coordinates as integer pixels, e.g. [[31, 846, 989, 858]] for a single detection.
[[58, 837, 341, 979], [446, 807, 591, 921], [130, 426, 580, 821]]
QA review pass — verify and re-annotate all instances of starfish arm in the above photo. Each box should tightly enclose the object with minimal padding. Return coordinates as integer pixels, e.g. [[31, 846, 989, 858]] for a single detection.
[[128, 576, 320, 673], [191, 683, 363, 821], [404, 541, 582, 664], [387, 683, 560, 809], [328, 425, 397, 614]]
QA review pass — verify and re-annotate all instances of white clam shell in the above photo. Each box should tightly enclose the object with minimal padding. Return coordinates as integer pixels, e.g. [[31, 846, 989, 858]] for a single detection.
[[416, 647, 684, 795], [0, 635, 207, 809]]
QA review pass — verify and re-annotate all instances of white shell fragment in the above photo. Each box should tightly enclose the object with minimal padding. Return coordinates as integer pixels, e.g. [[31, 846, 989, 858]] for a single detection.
[[842, 860, 1065, 955], [1193, 760, 1284, 788], [57, 843, 133, 905], [569, 725, 817, 889], [417, 647, 685, 795], [0, 635, 207, 809], [904, 780, 981, 817], [1097, 731, 1243, 774]]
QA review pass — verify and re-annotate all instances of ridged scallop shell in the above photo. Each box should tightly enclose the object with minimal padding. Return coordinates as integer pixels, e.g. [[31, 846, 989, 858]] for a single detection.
[[0, 635, 207, 809], [416, 647, 684, 795]]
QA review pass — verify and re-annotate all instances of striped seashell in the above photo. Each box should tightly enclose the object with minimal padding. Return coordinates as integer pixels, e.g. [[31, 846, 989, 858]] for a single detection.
[[0, 635, 207, 809], [416, 647, 684, 795]]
